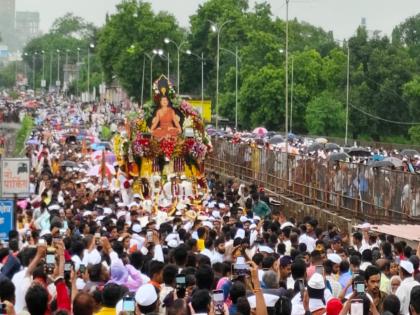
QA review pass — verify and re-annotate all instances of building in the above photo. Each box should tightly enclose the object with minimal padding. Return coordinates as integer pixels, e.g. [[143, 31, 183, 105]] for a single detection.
[[15, 11, 40, 50], [0, 0, 16, 50]]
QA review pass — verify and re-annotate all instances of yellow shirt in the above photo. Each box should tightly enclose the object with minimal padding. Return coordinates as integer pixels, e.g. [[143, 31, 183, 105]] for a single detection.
[[95, 307, 116, 315], [197, 238, 205, 251]]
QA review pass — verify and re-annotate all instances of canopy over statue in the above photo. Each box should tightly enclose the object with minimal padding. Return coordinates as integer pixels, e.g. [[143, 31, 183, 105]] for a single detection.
[[112, 75, 212, 193]]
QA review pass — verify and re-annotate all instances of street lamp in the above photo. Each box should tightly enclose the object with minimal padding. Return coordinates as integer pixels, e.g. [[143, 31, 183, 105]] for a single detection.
[[23, 52, 28, 85], [144, 49, 162, 102], [41, 50, 45, 91], [155, 49, 170, 79], [220, 47, 239, 131], [186, 50, 205, 107], [88, 43, 95, 102], [32, 51, 37, 95], [285, 0, 290, 153], [49, 51, 53, 91], [56, 49, 61, 90], [77, 47, 81, 97], [209, 19, 232, 129], [164, 37, 188, 92]]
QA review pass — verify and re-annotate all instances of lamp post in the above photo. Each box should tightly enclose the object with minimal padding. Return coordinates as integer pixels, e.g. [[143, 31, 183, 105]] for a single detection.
[[220, 47, 239, 131], [156, 49, 170, 79], [285, 0, 290, 152], [49, 51, 53, 91], [32, 52, 37, 95], [41, 50, 45, 92], [77, 47, 80, 98], [345, 44, 350, 146], [164, 38, 188, 92], [88, 43, 95, 102], [186, 50, 205, 106], [144, 49, 163, 101], [290, 55, 294, 133], [56, 49, 61, 90], [209, 19, 232, 129]]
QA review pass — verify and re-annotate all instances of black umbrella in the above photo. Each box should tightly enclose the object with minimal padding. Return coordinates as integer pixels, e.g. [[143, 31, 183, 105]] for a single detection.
[[371, 160, 394, 168], [325, 143, 340, 151], [328, 152, 350, 161], [347, 147, 371, 157], [60, 160, 78, 168], [269, 135, 284, 145], [401, 149, 419, 158], [307, 142, 324, 152]]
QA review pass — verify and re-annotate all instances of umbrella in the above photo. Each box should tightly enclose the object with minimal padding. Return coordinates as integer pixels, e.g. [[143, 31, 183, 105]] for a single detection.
[[328, 152, 350, 161], [371, 160, 394, 168], [26, 138, 39, 145], [383, 157, 403, 168], [325, 143, 340, 151], [307, 142, 324, 152], [91, 143, 106, 151], [315, 137, 328, 144], [347, 147, 371, 157], [401, 149, 419, 158], [252, 127, 268, 136], [60, 160, 78, 168], [87, 163, 116, 177], [91, 150, 116, 164], [268, 135, 284, 145]]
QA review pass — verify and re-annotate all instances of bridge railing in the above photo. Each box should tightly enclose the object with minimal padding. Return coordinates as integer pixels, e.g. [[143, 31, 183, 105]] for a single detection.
[[206, 138, 420, 224]]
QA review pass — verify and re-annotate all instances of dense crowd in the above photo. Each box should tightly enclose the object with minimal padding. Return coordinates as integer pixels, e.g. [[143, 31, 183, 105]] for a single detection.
[[0, 100, 420, 315]]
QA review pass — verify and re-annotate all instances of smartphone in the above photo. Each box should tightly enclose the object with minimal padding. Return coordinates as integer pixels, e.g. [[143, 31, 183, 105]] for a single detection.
[[213, 289, 224, 315], [354, 281, 365, 295], [122, 296, 136, 314], [79, 264, 86, 274], [233, 262, 250, 277], [46, 252, 55, 274], [315, 265, 324, 275], [64, 262, 72, 279], [147, 230, 153, 242], [175, 274, 186, 289], [95, 233, 100, 246], [350, 299, 364, 315]]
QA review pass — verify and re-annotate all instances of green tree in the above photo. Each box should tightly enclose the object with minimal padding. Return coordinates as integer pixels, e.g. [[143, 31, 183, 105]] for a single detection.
[[305, 91, 345, 136], [408, 125, 420, 143], [0, 63, 16, 88]]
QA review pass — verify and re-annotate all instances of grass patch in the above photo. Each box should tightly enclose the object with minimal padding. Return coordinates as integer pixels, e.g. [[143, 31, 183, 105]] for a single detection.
[[13, 115, 34, 157]]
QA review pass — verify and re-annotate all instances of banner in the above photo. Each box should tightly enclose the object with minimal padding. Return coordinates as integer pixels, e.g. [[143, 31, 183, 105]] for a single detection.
[[1, 158, 30, 197], [0, 200, 14, 241], [189, 100, 212, 123]]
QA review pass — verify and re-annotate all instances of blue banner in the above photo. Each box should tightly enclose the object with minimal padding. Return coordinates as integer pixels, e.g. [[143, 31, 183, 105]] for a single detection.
[[0, 200, 14, 241]]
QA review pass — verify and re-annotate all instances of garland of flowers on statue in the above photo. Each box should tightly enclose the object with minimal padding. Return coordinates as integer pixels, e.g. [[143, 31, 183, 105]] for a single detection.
[[112, 98, 212, 176]]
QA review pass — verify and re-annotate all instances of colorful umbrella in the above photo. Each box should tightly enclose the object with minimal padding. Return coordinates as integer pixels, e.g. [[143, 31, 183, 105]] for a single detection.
[[87, 163, 116, 177], [252, 127, 268, 136], [91, 150, 116, 164]]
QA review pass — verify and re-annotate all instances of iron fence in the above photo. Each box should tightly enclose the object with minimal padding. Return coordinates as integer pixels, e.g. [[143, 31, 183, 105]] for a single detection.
[[207, 138, 420, 224]]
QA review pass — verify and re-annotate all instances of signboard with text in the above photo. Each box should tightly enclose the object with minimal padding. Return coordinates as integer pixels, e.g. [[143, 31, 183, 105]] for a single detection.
[[0, 200, 14, 241], [1, 158, 30, 198]]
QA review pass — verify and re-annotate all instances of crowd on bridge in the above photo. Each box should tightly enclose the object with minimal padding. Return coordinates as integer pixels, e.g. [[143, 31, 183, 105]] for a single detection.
[[0, 96, 420, 315]]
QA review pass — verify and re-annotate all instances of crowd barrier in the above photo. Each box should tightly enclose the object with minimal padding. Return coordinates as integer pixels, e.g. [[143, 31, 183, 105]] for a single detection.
[[206, 138, 420, 225]]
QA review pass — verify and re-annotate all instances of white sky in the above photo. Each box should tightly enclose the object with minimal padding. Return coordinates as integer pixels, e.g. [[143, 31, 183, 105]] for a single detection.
[[15, 0, 420, 40]]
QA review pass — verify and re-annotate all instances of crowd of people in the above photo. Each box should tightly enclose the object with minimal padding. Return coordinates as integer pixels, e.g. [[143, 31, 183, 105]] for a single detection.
[[0, 99, 420, 315]]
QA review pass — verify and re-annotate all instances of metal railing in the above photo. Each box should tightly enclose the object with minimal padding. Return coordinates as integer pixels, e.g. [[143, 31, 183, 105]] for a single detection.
[[206, 138, 420, 224]]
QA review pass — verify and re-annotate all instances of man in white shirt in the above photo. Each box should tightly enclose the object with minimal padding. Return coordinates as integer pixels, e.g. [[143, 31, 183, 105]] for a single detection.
[[396, 260, 420, 315], [179, 175, 193, 201]]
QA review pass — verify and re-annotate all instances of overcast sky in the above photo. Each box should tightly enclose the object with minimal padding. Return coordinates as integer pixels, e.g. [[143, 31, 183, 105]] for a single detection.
[[15, 0, 420, 40]]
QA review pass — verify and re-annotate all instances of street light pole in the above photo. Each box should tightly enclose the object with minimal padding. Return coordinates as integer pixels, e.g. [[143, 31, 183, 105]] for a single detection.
[[345, 44, 350, 146], [164, 38, 188, 92], [77, 48, 80, 98], [49, 51, 53, 91], [57, 49, 60, 91], [42, 50, 45, 92], [32, 52, 37, 94], [290, 55, 294, 133], [220, 47, 239, 130], [186, 50, 205, 106], [141, 55, 145, 106], [285, 0, 290, 151], [209, 19, 232, 129], [145, 50, 160, 102], [88, 43, 95, 102]]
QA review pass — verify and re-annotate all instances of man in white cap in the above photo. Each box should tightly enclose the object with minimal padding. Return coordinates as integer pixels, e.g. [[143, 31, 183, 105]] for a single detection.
[[325, 253, 342, 298], [396, 260, 420, 315], [135, 283, 160, 314]]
